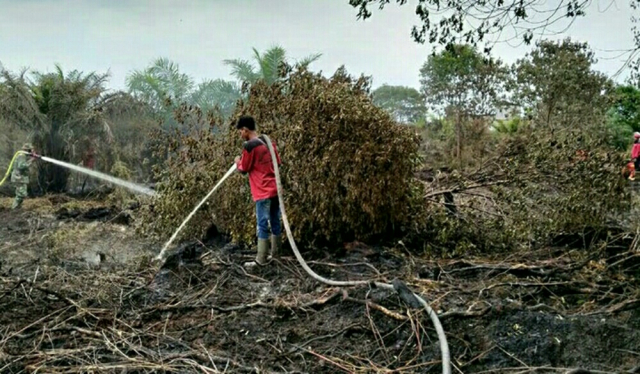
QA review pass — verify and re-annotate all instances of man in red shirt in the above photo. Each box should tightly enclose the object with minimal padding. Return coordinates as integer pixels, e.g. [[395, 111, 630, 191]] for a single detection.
[[234, 115, 282, 265]]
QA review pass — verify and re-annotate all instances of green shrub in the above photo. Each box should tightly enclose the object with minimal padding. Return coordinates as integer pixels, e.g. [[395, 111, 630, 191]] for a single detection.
[[495, 123, 629, 243], [412, 116, 629, 256]]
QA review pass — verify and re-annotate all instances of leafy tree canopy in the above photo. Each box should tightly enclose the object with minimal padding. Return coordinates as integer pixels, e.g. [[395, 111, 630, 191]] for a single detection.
[[606, 85, 640, 150], [510, 38, 612, 128], [609, 85, 640, 132], [371, 84, 426, 124], [126, 58, 240, 127], [420, 44, 506, 117]]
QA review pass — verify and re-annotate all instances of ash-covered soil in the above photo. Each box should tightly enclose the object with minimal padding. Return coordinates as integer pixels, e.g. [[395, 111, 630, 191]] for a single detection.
[[0, 196, 639, 373]]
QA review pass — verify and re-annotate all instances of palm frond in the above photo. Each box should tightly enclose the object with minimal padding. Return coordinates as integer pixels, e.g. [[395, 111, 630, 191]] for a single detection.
[[0, 68, 46, 131], [297, 53, 322, 68], [260, 46, 287, 84], [132, 58, 194, 103], [190, 79, 242, 117], [252, 48, 262, 68], [223, 58, 259, 84], [54, 63, 65, 81], [126, 70, 170, 112]]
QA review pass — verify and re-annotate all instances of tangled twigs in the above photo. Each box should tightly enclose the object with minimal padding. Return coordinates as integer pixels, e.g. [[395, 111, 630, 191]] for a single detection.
[[438, 305, 492, 320], [344, 296, 408, 321], [303, 348, 354, 373], [473, 367, 620, 374], [262, 134, 452, 374], [3, 195, 640, 373], [607, 251, 640, 270], [145, 289, 345, 315], [478, 281, 599, 297], [3, 260, 452, 372], [441, 260, 555, 278], [583, 298, 640, 316], [289, 323, 363, 354], [423, 180, 509, 199]]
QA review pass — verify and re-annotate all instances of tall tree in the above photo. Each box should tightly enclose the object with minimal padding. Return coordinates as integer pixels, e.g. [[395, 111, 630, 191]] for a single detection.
[[190, 79, 240, 120], [224, 45, 322, 85], [420, 44, 506, 160], [371, 85, 426, 124], [126, 58, 193, 113], [126, 58, 240, 127], [511, 38, 612, 129], [0, 65, 115, 192], [609, 85, 640, 131], [606, 85, 640, 150]]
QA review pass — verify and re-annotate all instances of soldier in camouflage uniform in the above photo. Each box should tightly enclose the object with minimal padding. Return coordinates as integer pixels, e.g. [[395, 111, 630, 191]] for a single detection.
[[11, 143, 35, 210]]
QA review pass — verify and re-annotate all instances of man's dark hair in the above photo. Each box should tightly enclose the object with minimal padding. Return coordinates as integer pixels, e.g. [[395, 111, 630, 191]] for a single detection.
[[236, 115, 256, 131]]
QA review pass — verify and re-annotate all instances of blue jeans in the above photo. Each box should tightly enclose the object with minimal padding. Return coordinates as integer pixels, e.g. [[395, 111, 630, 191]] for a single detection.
[[256, 196, 282, 240]]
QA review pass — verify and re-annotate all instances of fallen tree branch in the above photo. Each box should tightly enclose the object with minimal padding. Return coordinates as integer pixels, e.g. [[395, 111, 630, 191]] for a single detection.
[[343, 296, 408, 321], [478, 281, 597, 296], [143, 290, 343, 315], [424, 180, 508, 198], [442, 260, 552, 277], [438, 306, 492, 320], [583, 298, 640, 316]]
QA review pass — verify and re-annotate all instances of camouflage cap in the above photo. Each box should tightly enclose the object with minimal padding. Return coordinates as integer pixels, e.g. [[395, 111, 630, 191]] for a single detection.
[[21, 143, 33, 151]]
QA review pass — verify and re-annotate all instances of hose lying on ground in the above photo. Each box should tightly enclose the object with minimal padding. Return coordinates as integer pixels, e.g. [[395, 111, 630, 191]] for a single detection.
[[260, 134, 451, 374], [0, 150, 27, 188], [156, 135, 451, 374]]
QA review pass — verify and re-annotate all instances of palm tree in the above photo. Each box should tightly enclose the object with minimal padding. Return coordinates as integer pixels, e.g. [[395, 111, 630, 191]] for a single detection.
[[126, 58, 241, 126], [126, 58, 194, 111], [0, 65, 115, 192], [190, 79, 241, 120], [224, 45, 322, 85], [126, 58, 193, 128]]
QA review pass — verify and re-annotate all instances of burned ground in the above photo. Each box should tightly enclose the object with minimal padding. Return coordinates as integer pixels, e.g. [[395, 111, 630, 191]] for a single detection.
[[0, 197, 639, 373]]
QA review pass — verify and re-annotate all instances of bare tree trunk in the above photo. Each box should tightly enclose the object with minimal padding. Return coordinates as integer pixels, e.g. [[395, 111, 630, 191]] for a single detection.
[[444, 192, 457, 216], [456, 110, 462, 168]]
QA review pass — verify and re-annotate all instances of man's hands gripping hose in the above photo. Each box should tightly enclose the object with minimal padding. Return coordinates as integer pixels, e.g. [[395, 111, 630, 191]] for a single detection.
[[27, 151, 41, 165]]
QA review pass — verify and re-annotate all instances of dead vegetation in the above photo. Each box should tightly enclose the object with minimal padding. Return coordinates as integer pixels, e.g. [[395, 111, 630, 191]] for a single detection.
[[0, 41, 638, 373], [142, 66, 423, 246], [0, 200, 639, 373]]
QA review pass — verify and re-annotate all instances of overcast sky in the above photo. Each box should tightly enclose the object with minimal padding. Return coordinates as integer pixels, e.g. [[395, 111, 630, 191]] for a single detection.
[[0, 0, 636, 91]]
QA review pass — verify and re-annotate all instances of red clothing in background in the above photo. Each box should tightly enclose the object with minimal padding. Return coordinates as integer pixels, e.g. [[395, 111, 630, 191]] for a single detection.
[[83, 149, 95, 169], [632, 143, 640, 160], [236, 136, 282, 202]]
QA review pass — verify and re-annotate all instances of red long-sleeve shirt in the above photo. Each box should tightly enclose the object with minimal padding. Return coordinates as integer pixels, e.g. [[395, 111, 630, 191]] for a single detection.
[[632, 143, 640, 160], [236, 136, 282, 202]]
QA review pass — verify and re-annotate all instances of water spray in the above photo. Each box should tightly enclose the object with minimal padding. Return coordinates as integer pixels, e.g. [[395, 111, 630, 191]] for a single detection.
[[39, 156, 156, 197], [0, 150, 155, 197], [154, 163, 238, 261]]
